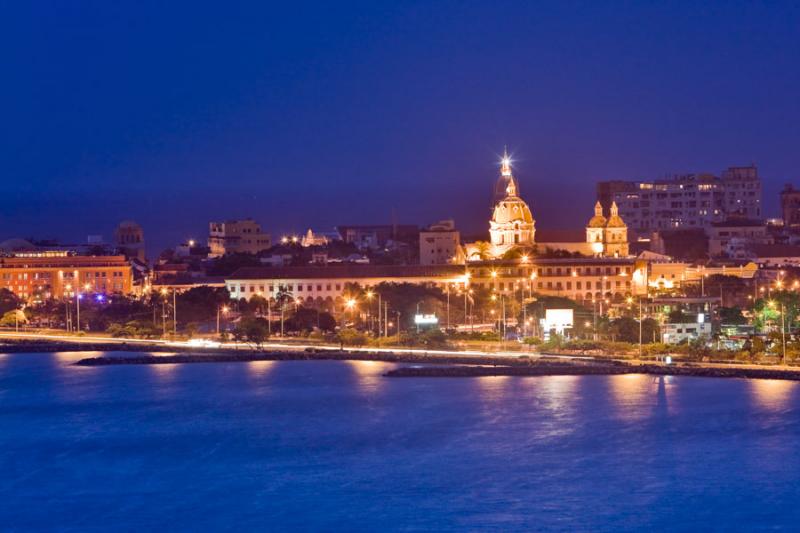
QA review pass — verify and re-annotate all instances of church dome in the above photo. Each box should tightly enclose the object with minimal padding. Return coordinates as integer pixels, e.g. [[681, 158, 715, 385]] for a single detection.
[[492, 198, 534, 225], [587, 214, 607, 228], [587, 201, 607, 228], [605, 201, 627, 228], [606, 215, 626, 228]]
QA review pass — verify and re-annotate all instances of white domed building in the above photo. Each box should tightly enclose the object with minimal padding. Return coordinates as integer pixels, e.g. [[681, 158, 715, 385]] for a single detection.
[[488, 154, 535, 255]]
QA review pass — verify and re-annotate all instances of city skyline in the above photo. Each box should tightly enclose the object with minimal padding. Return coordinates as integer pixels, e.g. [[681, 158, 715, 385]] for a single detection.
[[3, 2, 799, 252]]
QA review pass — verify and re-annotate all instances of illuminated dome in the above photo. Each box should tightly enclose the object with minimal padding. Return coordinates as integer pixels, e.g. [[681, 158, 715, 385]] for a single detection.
[[489, 149, 536, 251], [587, 201, 608, 228], [605, 201, 626, 228], [492, 197, 534, 225]]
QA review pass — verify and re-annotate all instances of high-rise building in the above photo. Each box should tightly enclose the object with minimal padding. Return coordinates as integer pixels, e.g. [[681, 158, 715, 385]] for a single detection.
[[208, 219, 271, 257], [597, 165, 762, 237], [780, 184, 800, 228]]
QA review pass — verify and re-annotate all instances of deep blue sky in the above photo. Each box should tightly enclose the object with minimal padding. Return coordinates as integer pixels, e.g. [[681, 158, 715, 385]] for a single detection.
[[3, 1, 799, 253]]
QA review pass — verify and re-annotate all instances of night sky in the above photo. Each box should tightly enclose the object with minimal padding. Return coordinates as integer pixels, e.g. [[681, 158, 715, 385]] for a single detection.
[[4, 1, 799, 254]]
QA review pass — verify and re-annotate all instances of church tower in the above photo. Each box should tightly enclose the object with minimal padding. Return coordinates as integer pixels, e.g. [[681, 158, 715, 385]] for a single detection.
[[489, 149, 535, 256], [585, 201, 629, 256], [604, 201, 629, 256]]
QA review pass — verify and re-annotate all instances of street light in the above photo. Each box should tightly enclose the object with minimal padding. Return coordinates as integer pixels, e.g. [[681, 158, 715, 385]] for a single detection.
[[217, 305, 229, 335], [160, 287, 168, 337]]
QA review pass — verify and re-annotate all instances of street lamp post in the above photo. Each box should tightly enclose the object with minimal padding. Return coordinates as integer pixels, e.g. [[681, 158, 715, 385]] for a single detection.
[[217, 305, 229, 335], [160, 288, 168, 337], [781, 301, 786, 365]]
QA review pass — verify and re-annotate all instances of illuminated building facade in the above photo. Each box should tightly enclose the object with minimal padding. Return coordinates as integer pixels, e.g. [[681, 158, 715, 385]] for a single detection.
[[463, 150, 630, 260], [0, 255, 133, 301], [597, 165, 762, 236], [226, 257, 648, 307], [208, 219, 271, 257]]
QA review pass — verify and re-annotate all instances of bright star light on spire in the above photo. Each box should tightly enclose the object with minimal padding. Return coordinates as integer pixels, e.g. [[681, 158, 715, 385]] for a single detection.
[[500, 146, 512, 177]]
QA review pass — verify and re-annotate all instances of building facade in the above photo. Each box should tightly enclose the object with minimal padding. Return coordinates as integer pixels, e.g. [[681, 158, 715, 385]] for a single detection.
[[0, 255, 133, 302], [226, 257, 648, 307], [208, 219, 271, 257], [114, 220, 146, 262], [597, 165, 762, 236], [463, 153, 630, 260], [488, 154, 536, 256], [780, 184, 800, 228], [707, 219, 771, 257], [420, 220, 460, 265], [335, 224, 420, 250]]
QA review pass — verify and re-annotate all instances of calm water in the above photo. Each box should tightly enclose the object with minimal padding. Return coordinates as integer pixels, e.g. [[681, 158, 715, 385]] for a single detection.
[[1, 353, 799, 531]]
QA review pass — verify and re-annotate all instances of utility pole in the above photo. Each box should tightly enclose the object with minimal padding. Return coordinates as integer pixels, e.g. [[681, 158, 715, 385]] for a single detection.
[[638, 296, 643, 359], [781, 301, 787, 365], [172, 289, 177, 335], [446, 286, 450, 330]]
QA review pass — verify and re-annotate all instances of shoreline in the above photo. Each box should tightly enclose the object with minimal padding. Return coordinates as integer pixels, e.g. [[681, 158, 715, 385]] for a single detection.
[[5, 338, 800, 381]]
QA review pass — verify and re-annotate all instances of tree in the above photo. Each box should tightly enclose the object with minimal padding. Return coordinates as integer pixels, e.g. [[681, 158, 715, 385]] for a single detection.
[[0, 288, 20, 315], [0, 309, 26, 327], [233, 316, 270, 349], [609, 316, 659, 344], [175, 286, 230, 324], [286, 307, 336, 332], [719, 306, 747, 325], [337, 328, 367, 347]]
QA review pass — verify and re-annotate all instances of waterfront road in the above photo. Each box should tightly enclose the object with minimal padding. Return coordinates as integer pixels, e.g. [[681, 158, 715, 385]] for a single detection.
[[0, 330, 598, 362]]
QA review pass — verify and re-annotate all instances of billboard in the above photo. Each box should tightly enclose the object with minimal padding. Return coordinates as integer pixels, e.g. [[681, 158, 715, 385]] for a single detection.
[[543, 309, 574, 335]]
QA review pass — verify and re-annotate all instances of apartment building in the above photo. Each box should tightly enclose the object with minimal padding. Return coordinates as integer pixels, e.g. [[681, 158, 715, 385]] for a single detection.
[[597, 165, 762, 237]]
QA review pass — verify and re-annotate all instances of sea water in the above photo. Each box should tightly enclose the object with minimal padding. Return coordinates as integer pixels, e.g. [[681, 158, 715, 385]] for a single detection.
[[1, 352, 799, 531]]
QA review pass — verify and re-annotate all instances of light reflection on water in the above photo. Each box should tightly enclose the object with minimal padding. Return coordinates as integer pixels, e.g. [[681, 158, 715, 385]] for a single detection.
[[246, 359, 276, 377], [345, 359, 393, 392], [0, 353, 799, 531], [750, 379, 797, 410]]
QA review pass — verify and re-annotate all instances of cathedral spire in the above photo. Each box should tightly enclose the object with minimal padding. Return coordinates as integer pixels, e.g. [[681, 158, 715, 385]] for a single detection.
[[594, 201, 603, 217], [501, 146, 512, 177]]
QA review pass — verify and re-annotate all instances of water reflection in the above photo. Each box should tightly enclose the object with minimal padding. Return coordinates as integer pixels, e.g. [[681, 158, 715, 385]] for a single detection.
[[476, 375, 511, 400], [750, 379, 797, 411], [148, 362, 178, 380], [345, 360, 390, 392], [247, 360, 275, 377], [608, 374, 676, 421]]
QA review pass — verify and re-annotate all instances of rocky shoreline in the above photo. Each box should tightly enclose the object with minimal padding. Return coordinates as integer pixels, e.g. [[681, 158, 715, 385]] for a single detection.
[[6, 338, 800, 381], [384, 364, 800, 381]]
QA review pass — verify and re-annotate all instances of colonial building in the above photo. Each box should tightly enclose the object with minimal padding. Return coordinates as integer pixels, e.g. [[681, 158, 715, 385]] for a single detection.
[[0, 254, 133, 302], [226, 257, 649, 308], [114, 220, 146, 262], [464, 151, 630, 260], [488, 152, 535, 255], [585, 201, 629, 257]]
